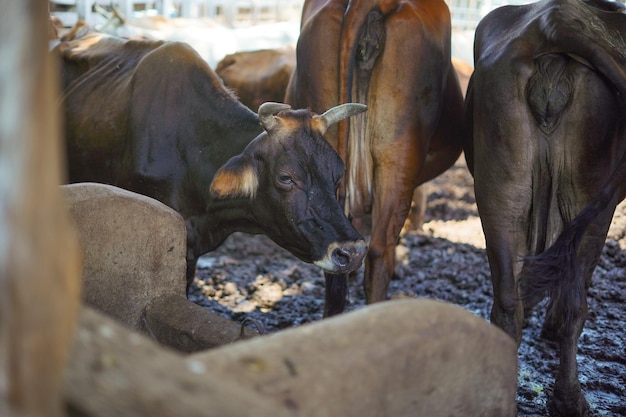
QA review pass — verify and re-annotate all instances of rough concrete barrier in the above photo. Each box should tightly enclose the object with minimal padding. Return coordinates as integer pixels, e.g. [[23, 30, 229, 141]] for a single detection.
[[66, 306, 292, 417], [66, 299, 518, 417], [193, 298, 519, 417], [63, 183, 187, 328], [63, 182, 257, 350]]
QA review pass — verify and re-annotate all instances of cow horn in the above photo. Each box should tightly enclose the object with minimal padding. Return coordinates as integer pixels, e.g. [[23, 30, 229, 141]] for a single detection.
[[258, 102, 291, 131], [320, 103, 368, 127]]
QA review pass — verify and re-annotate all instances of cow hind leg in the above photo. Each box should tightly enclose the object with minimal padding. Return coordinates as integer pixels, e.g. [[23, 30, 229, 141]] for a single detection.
[[363, 240, 396, 304], [545, 279, 589, 417], [401, 184, 428, 234], [364, 156, 417, 304], [530, 267, 589, 416], [548, 303, 589, 417], [474, 164, 531, 344], [545, 216, 613, 417], [481, 221, 526, 345], [540, 303, 560, 342]]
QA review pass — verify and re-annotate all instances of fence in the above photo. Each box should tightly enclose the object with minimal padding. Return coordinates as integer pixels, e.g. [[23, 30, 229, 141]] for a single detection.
[[51, 0, 626, 31], [445, 0, 532, 31], [50, 0, 305, 27]]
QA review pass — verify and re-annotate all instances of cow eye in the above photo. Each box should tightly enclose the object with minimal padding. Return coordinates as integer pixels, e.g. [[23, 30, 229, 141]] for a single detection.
[[277, 172, 294, 185]]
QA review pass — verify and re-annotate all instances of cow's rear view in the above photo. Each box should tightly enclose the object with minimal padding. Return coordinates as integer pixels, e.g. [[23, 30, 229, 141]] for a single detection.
[[465, 0, 626, 415], [286, 0, 465, 316]]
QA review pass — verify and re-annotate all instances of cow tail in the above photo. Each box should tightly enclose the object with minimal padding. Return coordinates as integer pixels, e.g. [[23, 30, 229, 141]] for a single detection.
[[520, 147, 626, 311], [337, 0, 399, 213]]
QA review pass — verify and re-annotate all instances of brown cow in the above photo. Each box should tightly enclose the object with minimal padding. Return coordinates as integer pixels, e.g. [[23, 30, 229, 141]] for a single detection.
[[54, 30, 368, 298], [286, 0, 465, 315], [465, 0, 626, 415], [217, 45, 472, 114], [216, 46, 296, 111]]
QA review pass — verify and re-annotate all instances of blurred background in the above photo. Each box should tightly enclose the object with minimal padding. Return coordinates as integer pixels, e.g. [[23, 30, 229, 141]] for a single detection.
[[48, 0, 535, 67]]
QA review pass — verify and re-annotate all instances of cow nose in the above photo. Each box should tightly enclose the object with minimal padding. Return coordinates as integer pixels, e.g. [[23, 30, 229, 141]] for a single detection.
[[331, 247, 352, 268], [314, 240, 367, 273]]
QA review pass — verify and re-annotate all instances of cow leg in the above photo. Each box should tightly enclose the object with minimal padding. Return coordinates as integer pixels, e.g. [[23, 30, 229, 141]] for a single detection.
[[186, 257, 198, 295], [549, 302, 588, 417], [547, 212, 614, 417], [546, 266, 589, 417], [323, 272, 348, 317], [475, 216, 526, 341], [364, 143, 419, 304], [480, 217, 527, 345], [401, 184, 428, 234], [474, 147, 531, 345], [363, 117, 458, 303], [413, 68, 465, 186], [363, 237, 397, 304]]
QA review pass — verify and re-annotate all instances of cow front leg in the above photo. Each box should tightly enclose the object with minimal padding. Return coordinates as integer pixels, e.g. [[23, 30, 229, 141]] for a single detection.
[[323, 272, 348, 317], [185, 257, 198, 295]]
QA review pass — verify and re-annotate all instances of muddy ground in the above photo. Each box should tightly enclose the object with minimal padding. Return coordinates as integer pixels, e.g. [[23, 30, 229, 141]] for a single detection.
[[189, 156, 626, 416]]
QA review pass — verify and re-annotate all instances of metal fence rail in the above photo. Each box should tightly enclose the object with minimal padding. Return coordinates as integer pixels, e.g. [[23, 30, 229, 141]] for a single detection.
[[445, 0, 532, 31], [50, 0, 305, 27], [51, 0, 625, 31]]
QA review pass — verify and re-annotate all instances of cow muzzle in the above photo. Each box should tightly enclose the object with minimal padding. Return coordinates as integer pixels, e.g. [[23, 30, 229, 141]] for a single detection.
[[314, 240, 367, 273]]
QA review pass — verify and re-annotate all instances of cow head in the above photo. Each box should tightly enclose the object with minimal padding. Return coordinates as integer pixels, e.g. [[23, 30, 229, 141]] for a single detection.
[[210, 102, 367, 274]]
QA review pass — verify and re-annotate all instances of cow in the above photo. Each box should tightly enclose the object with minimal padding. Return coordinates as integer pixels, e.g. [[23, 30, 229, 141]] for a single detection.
[[216, 47, 296, 111], [464, 0, 626, 415], [285, 0, 466, 315], [216, 45, 472, 115], [53, 29, 369, 309]]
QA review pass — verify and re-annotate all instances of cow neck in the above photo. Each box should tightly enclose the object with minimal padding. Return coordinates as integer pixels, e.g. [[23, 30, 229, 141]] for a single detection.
[[225, 117, 263, 158], [193, 97, 262, 172], [202, 197, 262, 249]]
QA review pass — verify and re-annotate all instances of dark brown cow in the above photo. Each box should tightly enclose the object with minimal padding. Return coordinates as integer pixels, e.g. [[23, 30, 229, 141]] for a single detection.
[[286, 0, 465, 315], [54, 30, 368, 296], [216, 47, 296, 111], [465, 0, 626, 415]]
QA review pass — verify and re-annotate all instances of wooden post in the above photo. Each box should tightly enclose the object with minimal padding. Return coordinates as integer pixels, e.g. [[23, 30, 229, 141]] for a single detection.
[[0, 2, 82, 416]]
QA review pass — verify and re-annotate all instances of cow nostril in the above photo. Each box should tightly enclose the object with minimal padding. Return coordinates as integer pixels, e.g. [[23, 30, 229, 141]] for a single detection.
[[331, 247, 351, 267]]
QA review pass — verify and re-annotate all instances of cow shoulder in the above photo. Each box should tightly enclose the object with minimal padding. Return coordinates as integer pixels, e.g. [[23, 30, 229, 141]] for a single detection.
[[126, 41, 249, 181]]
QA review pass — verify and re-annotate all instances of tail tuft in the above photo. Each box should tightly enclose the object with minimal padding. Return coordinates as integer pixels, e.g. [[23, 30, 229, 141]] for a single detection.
[[520, 208, 593, 304]]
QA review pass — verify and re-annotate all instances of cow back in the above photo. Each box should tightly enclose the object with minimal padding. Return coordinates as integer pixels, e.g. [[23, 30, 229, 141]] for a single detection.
[[56, 31, 262, 212]]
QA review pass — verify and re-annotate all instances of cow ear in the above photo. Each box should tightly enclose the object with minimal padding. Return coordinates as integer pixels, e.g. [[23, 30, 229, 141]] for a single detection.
[[210, 154, 259, 199]]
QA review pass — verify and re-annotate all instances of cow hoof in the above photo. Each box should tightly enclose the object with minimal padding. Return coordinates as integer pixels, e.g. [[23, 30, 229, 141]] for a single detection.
[[548, 385, 589, 417]]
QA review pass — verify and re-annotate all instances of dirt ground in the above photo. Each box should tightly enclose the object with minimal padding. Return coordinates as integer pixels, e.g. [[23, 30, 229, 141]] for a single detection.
[[189, 156, 626, 417]]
